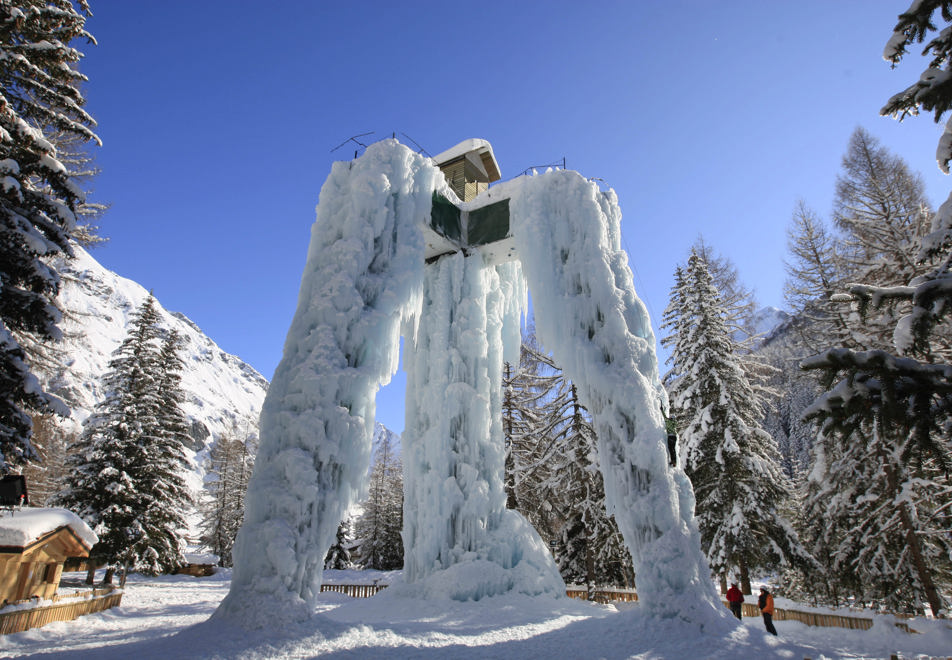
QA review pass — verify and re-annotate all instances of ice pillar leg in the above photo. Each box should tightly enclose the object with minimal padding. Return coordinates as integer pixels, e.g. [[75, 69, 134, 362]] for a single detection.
[[400, 253, 563, 600]]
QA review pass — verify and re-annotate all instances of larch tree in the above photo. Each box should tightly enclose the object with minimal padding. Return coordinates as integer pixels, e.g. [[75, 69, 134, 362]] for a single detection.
[[0, 0, 99, 469], [664, 250, 810, 594], [201, 420, 257, 567]]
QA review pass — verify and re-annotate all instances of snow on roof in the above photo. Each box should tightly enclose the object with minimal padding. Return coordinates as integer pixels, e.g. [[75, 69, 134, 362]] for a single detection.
[[0, 507, 97, 550], [431, 138, 501, 181]]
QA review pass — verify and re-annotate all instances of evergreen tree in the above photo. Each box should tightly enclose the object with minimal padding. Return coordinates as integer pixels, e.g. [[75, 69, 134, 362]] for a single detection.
[[505, 323, 633, 591], [132, 329, 192, 574], [664, 251, 810, 593], [58, 296, 190, 580], [353, 432, 403, 570], [0, 1, 99, 468], [553, 383, 634, 594], [881, 0, 952, 173], [324, 519, 353, 570]]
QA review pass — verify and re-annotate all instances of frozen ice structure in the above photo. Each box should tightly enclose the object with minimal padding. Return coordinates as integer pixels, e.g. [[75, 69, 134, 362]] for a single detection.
[[216, 139, 723, 627]]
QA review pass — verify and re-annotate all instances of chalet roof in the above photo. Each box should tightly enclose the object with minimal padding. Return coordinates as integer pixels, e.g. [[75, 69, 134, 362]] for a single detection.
[[0, 508, 97, 551], [432, 138, 502, 183]]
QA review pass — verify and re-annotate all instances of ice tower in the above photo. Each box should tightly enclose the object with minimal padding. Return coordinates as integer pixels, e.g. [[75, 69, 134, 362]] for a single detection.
[[215, 139, 723, 627]]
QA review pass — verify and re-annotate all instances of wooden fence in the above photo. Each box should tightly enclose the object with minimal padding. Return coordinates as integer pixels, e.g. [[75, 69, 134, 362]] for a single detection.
[[320, 583, 388, 598], [566, 587, 638, 604], [730, 600, 912, 633], [0, 587, 123, 635], [318, 583, 917, 634]]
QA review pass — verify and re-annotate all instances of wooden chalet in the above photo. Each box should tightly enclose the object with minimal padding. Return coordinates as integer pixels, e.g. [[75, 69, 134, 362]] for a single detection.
[[432, 138, 501, 203], [0, 507, 97, 603]]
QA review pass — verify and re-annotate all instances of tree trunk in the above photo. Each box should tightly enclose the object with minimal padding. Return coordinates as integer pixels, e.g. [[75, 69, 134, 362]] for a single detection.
[[739, 559, 752, 595], [85, 564, 96, 585], [879, 433, 944, 617], [898, 500, 943, 616], [102, 567, 115, 585], [718, 574, 727, 595], [585, 537, 597, 601]]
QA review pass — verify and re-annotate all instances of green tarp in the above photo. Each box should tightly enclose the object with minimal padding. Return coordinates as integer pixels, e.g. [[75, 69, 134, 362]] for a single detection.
[[431, 193, 461, 243], [467, 198, 510, 247]]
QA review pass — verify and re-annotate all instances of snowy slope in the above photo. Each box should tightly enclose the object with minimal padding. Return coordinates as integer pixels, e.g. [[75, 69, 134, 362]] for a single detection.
[[36, 245, 269, 460]]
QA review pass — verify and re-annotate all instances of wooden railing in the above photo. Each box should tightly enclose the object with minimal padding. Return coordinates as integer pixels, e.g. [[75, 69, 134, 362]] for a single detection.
[[0, 587, 123, 635], [320, 583, 388, 598], [566, 587, 638, 604], [728, 600, 912, 633], [318, 582, 917, 634]]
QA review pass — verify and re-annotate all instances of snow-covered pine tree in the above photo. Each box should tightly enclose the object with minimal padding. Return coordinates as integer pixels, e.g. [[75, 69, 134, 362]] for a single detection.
[[881, 0, 952, 174], [133, 329, 192, 574], [58, 296, 189, 580], [0, 0, 99, 469], [664, 250, 810, 593], [353, 431, 403, 570], [505, 323, 633, 591], [800, 194, 952, 615], [324, 519, 353, 570], [553, 383, 634, 594], [200, 420, 256, 567]]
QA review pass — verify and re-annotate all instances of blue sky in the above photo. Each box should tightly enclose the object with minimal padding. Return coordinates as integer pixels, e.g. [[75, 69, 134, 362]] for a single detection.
[[78, 1, 950, 434]]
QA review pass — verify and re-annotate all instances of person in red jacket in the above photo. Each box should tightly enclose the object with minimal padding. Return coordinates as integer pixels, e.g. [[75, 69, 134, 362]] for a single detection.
[[758, 586, 778, 635], [726, 582, 744, 619]]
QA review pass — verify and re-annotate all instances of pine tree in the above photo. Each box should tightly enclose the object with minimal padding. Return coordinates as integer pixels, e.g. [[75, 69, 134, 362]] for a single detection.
[[58, 296, 190, 580], [353, 432, 403, 570], [505, 324, 633, 591], [664, 251, 810, 593], [324, 519, 353, 570], [132, 329, 192, 574], [0, 1, 99, 468], [881, 0, 952, 173]]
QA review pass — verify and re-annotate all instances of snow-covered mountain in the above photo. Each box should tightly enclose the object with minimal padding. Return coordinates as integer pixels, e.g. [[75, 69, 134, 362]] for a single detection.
[[752, 305, 792, 345], [36, 245, 269, 455]]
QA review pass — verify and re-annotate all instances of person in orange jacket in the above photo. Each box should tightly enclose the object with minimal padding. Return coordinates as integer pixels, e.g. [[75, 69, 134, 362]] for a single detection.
[[758, 586, 777, 635], [725, 582, 744, 619]]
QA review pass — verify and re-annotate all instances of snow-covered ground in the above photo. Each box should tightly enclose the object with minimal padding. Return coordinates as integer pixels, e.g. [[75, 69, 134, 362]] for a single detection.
[[1, 570, 950, 659]]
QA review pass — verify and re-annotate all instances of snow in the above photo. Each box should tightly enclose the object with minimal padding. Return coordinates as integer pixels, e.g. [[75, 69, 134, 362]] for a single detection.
[[0, 507, 97, 548], [3, 570, 952, 659]]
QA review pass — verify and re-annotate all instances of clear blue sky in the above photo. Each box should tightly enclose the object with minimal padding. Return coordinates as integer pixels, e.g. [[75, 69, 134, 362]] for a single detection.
[[79, 1, 950, 434]]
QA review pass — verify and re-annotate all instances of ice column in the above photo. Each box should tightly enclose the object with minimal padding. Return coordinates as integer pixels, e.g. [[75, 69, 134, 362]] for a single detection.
[[399, 253, 563, 600], [215, 141, 438, 625], [510, 170, 724, 621]]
